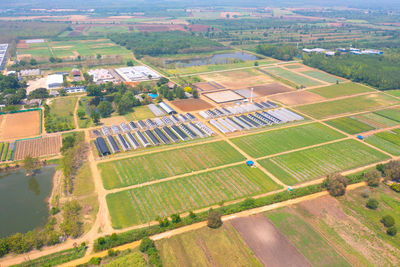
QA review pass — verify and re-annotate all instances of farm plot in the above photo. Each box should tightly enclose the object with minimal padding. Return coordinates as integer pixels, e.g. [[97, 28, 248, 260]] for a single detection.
[[301, 70, 346, 84], [231, 214, 312, 267], [14, 135, 62, 161], [309, 82, 374, 99], [199, 69, 275, 89], [258, 139, 389, 185], [170, 98, 214, 112], [266, 210, 351, 266], [231, 123, 345, 158], [262, 67, 323, 87], [0, 110, 41, 140], [99, 141, 245, 189], [46, 97, 77, 132], [326, 117, 375, 134], [294, 93, 399, 119], [106, 164, 280, 228], [158, 223, 262, 267], [269, 90, 325, 106], [365, 129, 400, 156]]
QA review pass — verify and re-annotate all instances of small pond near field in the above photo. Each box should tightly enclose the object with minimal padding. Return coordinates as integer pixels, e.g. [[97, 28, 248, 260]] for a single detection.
[[163, 52, 260, 68], [0, 165, 56, 238]]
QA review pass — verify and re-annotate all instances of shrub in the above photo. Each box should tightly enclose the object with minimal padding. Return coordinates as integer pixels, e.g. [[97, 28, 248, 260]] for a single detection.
[[325, 173, 348, 197], [361, 189, 370, 198], [390, 182, 400, 193], [240, 198, 256, 209], [107, 249, 118, 257], [381, 215, 395, 228], [385, 160, 400, 181], [171, 214, 181, 224], [387, 226, 397, 236], [156, 216, 170, 227], [189, 211, 196, 219], [88, 257, 101, 265], [366, 198, 379, 210], [364, 169, 381, 187], [139, 236, 155, 253], [207, 210, 222, 229]]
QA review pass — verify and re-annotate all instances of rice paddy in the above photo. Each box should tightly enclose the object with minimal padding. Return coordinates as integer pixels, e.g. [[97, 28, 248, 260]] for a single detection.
[[99, 141, 245, 189], [231, 123, 345, 158], [258, 139, 389, 185], [106, 164, 280, 228]]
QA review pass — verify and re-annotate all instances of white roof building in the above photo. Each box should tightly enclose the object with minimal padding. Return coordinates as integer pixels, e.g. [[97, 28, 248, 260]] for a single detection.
[[115, 66, 161, 82], [47, 74, 64, 89]]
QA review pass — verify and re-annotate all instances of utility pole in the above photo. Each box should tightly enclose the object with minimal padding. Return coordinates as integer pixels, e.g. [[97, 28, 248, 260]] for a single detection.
[[250, 87, 254, 103]]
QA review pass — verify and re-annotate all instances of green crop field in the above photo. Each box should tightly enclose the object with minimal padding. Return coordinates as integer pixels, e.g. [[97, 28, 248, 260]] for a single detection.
[[99, 141, 245, 189], [373, 108, 400, 123], [266, 211, 350, 266], [386, 90, 400, 97], [310, 82, 374, 98], [301, 70, 346, 84], [231, 123, 345, 158], [365, 129, 400, 156], [294, 93, 399, 119], [123, 105, 156, 121], [262, 67, 323, 87], [284, 64, 303, 69], [258, 139, 389, 185], [106, 164, 280, 228], [326, 117, 375, 134]]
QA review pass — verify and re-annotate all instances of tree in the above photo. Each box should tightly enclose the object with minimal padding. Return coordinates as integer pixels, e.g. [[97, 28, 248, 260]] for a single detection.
[[381, 215, 395, 228], [77, 109, 86, 119], [171, 214, 181, 224], [192, 89, 199, 99], [23, 155, 40, 176], [29, 59, 37, 66], [366, 198, 379, 210], [254, 61, 259, 66], [96, 54, 102, 60], [325, 173, 348, 197], [98, 101, 113, 117], [117, 93, 132, 115], [126, 60, 134, 66], [28, 88, 48, 100], [364, 169, 381, 187], [385, 160, 400, 182], [184, 86, 192, 93], [207, 210, 222, 229], [90, 110, 100, 124], [387, 226, 397, 236]]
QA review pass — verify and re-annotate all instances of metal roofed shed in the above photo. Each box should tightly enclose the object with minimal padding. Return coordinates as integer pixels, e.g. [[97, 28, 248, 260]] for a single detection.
[[159, 101, 177, 115], [106, 135, 120, 153]]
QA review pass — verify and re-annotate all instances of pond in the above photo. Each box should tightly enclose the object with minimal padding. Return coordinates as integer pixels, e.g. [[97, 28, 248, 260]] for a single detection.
[[0, 165, 56, 238], [163, 52, 260, 68]]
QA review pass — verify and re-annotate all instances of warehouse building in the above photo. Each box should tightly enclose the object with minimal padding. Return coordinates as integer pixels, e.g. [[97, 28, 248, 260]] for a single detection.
[[159, 101, 177, 115]]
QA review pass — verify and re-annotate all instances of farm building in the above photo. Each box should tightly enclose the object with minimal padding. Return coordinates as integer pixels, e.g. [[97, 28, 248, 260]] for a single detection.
[[159, 101, 177, 115], [71, 69, 81, 77], [0, 43, 8, 70], [94, 137, 111, 156], [88, 69, 116, 84], [47, 74, 64, 89]]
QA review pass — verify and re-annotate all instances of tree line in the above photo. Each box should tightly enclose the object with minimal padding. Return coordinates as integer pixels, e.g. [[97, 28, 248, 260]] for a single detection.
[[303, 53, 400, 90], [256, 44, 300, 61]]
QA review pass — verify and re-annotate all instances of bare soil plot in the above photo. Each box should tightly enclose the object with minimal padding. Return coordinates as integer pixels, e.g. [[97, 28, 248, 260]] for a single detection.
[[204, 90, 244, 103], [231, 214, 311, 267], [14, 135, 61, 161], [0, 111, 41, 140], [200, 69, 275, 89], [234, 88, 259, 98], [270, 90, 325, 105], [194, 81, 225, 91], [170, 98, 214, 112], [250, 83, 294, 96]]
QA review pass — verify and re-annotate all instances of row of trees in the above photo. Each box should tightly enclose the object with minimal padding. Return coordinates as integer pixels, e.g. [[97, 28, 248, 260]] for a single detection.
[[256, 44, 301, 61], [0, 74, 26, 106], [303, 53, 400, 90]]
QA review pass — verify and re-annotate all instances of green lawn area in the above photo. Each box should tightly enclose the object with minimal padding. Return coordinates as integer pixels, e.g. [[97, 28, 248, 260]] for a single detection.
[[123, 105, 156, 121], [47, 96, 77, 130], [284, 64, 303, 69], [99, 141, 245, 189], [325, 117, 375, 134], [310, 82, 374, 99], [158, 223, 262, 267], [73, 163, 94, 197], [258, 139, 389, 185], [102, 250, 148, 267], [301, 70, 346, 84], [106, 164, 280, 228], [294, 93, 399, 119], [365, 129, 400, 156], [76, 97, 94, 128], [231, 123, 345, 158], [262, 67, 323, 87], [266, 211, 350, 266]]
